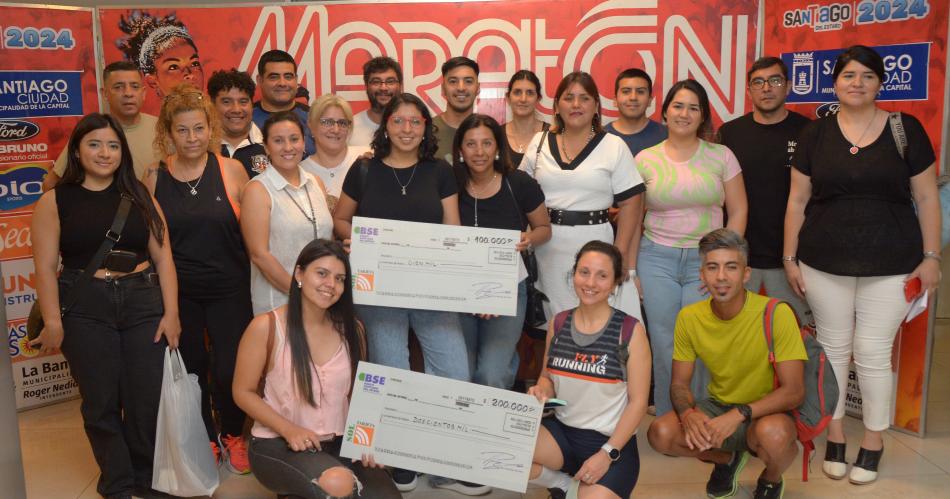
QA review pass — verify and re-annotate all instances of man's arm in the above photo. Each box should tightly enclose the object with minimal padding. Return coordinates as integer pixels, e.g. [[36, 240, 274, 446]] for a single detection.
[[671, 359, 714, 450]]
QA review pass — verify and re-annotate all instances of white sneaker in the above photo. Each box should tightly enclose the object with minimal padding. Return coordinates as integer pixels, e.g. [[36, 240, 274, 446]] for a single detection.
[[432, 479, 491, 496]]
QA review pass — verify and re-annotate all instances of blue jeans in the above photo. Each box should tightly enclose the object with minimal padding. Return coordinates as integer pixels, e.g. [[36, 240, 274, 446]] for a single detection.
[[460, 281, 527, 389], [356, 305, 470, 381], [637, 237, 708, 416]]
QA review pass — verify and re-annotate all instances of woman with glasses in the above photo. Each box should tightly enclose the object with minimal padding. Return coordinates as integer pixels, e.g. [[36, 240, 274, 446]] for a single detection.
[[333, 93, 476, 492], [301, 95, 370, 212], [242, 111, 333, 315]]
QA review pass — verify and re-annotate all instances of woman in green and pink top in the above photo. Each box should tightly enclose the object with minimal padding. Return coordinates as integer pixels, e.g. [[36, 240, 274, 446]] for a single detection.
[[633, 79, 747, 417]]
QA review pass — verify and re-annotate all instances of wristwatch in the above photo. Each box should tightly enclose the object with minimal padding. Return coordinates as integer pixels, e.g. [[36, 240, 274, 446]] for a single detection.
[[601, 443, 620, 462], [736, 404, 752, 421]]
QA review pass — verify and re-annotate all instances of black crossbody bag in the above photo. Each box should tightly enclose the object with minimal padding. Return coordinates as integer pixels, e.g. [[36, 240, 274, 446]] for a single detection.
[[27, 195, 135, 343]]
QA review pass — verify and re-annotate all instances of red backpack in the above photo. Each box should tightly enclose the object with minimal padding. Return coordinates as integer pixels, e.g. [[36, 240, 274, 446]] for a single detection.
[[762, 298, 838, 481]]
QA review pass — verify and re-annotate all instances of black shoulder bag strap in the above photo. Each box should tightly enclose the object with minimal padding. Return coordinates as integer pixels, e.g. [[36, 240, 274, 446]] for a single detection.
[[59, 194, 134, 315]]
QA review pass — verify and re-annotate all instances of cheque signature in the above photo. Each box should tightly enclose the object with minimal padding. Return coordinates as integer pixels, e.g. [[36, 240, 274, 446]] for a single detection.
[[480, 451, 524, 472], [472, 281, 507, 299]]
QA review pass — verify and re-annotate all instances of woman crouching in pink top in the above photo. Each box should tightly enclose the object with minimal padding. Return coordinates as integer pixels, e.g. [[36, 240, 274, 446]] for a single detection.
[[233, 239, 401, 498]]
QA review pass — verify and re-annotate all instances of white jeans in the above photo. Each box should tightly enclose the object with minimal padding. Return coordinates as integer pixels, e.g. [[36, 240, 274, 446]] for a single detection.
[[800, 263, 910, 431]]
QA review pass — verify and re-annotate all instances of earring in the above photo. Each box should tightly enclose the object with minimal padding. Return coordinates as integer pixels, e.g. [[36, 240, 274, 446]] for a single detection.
[[495, 152, 500, 161], [459, 154, 464, 163], [384, 131, 389, 139], [297, 280, 302, 289]]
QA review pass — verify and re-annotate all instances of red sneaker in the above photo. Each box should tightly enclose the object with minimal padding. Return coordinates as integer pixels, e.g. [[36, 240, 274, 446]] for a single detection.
[[219, 434, 250, 474]]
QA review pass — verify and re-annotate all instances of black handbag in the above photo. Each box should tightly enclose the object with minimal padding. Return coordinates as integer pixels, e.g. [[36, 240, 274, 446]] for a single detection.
[[503, 172, 549, 333], [27, 195, 134, 343]]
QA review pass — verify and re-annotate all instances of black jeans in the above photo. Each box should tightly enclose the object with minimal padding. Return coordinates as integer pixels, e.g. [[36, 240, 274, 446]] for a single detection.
[[248, 436, 402, 499], [59, 269, 166, 498], [177, 286, 253, 439]]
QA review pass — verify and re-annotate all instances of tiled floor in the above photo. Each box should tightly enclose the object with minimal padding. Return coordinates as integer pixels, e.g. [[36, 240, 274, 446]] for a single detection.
[[16, 322, 950, 498]]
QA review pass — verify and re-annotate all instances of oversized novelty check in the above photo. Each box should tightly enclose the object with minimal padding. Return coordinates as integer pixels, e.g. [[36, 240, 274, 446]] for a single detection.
[[339, 362, 543, 493], [349, 216, 521, 316]]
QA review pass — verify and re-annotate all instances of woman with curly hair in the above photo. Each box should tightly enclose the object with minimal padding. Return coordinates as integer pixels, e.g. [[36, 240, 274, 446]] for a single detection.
[[116, 10, 204, 97], [143, 83, 252, 473]]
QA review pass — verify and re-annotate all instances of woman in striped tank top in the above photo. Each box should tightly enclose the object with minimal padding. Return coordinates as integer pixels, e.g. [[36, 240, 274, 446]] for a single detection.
[[527, 241, 652, 499]]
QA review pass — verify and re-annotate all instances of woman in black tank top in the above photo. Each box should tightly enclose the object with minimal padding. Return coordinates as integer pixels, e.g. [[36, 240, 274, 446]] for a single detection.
[[145, 84, 254, 472], [32, 113, 178, 498], [527, 241, 651, 499]]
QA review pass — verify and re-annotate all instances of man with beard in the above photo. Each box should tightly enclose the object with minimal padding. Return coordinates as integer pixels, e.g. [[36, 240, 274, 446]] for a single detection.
[[208, 69, 268, 177], [44, 61, 159, 190], [606, 68, 667, 157], [252, 49, 315, 155], [717, 57, 812, 324], [433, 56, 480, 162], [648, 229, 806, 499], [350, 57, 403, 147]]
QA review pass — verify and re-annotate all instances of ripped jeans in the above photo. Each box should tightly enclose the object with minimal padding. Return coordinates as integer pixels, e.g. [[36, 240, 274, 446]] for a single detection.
[[248, 436, 401, 499]]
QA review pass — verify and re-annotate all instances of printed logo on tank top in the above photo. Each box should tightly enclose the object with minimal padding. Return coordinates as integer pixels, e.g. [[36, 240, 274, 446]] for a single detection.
[[549, 352, 610, 376], [546, 312, 625, 384]]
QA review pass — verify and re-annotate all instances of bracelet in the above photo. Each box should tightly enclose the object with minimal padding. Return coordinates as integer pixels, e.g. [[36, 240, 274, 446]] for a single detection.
[[781, 256, 797, 262], [924, 251, 942, 262], [628, 269, 637, 278]]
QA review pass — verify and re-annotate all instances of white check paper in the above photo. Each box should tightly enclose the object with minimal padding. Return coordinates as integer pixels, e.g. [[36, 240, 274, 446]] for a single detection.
[[349, 217, 521, 315], [340, 362, 542, 492]]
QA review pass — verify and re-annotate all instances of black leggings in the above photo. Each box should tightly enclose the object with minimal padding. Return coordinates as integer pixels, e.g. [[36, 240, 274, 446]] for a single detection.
[[248, 436, 402, 499], [177, 287, 253, 439]]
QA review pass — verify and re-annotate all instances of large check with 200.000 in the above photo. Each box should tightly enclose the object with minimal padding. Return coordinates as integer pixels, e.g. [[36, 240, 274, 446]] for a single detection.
[[349, 216, 521, 316], [339, 362, 543, 493]]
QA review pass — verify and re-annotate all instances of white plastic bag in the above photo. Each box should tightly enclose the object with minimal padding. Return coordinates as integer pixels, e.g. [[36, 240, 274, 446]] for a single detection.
[[152, 347, 219, 496]]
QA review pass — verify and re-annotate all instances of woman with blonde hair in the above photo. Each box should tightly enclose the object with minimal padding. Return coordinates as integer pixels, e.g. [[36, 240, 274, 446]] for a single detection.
[[300, 94, 369, 211], [144, 83, 253, 473]]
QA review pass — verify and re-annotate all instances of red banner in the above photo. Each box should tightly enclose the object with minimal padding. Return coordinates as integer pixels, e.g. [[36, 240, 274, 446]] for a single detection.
[[99, 0, 759, 127], [765, 0, 949, 434], [0, 5, 98, 409]]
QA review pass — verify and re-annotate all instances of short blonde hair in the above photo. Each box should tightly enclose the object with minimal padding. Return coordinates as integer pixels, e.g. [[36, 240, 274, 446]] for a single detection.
[[154, 83, 221, 157], [308, 94, 353, 136]]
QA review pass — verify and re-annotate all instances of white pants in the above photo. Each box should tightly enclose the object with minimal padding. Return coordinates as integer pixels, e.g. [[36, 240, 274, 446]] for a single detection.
[[800, 263, 910, 431]]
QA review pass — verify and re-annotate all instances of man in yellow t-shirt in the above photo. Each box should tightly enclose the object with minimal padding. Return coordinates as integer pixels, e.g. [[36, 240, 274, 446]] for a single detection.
[[648, 229, 806, 499]]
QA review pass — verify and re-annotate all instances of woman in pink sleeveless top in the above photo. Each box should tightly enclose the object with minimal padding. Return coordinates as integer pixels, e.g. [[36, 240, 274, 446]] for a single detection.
[[232, 239, 400, 498]]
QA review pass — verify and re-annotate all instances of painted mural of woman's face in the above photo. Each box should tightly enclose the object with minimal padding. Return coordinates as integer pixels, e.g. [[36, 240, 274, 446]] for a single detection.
[[145, 38, 204, 97]]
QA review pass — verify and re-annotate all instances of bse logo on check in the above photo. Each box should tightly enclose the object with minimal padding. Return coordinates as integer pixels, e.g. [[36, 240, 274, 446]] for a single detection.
[[358, 372, 386, 394], [347, 422, 375, 447]]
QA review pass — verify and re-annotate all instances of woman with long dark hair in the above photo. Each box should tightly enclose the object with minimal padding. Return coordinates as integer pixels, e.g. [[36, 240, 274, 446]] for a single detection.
[[31, 112, 179, 499], [453, 113, 551, 389], [504, 69, 549, 166], [233, 239, 400, 498]]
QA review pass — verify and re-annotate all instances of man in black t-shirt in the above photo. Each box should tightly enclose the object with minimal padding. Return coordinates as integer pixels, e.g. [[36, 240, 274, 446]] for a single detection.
[[252, 50, 315, 155], [717, 57, 811, 324]]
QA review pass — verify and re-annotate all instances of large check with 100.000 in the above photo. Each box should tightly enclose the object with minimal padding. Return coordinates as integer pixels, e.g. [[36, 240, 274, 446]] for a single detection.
[[339, 362, 543, 492], [349, 216, 521, 316]]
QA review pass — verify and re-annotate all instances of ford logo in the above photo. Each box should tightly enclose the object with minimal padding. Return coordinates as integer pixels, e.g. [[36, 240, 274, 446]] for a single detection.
[[815, 102, 839, 118], [0, 120, 40, 142]]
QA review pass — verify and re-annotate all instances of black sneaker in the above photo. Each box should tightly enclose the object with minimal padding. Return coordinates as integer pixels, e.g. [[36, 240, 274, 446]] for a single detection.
[[547, 487, 567, 499], [391, 468, 418, 492], [706, 451, 749, 498], [753, 477, 784, 499]]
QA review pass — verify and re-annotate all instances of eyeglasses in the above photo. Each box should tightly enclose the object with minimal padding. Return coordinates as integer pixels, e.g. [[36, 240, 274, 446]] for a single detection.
[[749, 76, 786, 90], [389, 116, 424, 128], [318, 118, 351, 129], [368, 78, 400, 87]]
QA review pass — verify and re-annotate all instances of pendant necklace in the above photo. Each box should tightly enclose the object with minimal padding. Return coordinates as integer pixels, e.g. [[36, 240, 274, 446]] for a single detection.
[[284, 183, 319, 239], [389, 163, 418, 195], [841, 110, 878, 155], [469, 173, 498, 227], [560, 129, 595, 163]]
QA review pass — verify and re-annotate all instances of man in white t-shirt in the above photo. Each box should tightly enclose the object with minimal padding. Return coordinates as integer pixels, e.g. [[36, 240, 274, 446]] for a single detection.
[[43, 61, 159, 190], [349, 57, 403, 147]]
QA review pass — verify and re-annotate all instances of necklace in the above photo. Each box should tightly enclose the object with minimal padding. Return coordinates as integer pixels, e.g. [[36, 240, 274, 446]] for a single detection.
[[389, 163, 418, 195], [507, 122, 541, 154], [283, 184, 319, 239], [469, 173, 498, 227], [184, 168, 205, 196], [840, 110, 878, 155], [560, 129, 595, 163]]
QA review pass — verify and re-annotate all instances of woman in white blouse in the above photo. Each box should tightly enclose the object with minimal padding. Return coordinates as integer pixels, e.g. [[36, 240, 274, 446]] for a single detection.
[[241, 111, 333, 314], [300, 95, 369, 212], [520, 71, 645, 322]]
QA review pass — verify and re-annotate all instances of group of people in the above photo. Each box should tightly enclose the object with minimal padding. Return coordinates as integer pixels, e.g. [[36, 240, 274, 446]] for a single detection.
[[30, 42, 940, 499]]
